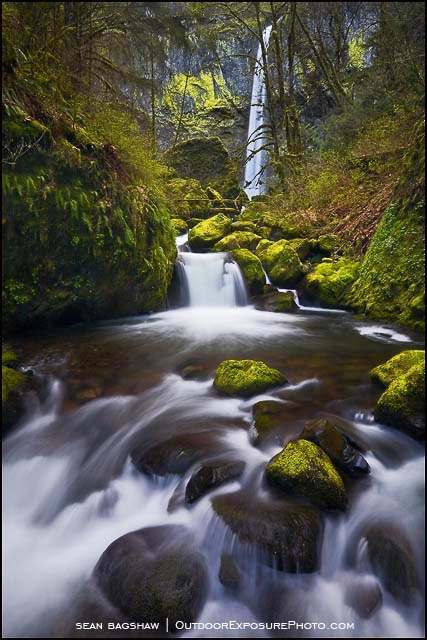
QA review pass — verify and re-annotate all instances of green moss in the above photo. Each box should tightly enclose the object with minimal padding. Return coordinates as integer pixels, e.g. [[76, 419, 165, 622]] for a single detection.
[[288, 238, 311, 260], [261, 240, 305, 287], [374, 361, 425, 439], [213, 232, 262, 252], [301, 258, 359, 308], [265, 439, 347, 510], [188, 214, 231, 251], [230, 249, 265, 295], [164, 137, 230, 186], [2, 365, 25, 403], [2, 346, 17, 366], [349, 202, 425, 330], [255, 239, 273, 257], [370, 350, 425, 387], [171, 218, 188, 235], [214, 359, 286, 398], [166, 178, 211, 220], [230, 220, 257, 232], [318, 234, 339, 255]]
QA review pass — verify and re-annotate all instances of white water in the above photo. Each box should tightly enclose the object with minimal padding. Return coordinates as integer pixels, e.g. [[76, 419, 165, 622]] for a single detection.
[[243, 26, 272, 199]]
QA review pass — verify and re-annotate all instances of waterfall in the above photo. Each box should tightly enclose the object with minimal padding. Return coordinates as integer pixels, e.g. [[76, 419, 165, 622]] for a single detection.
[[177, 252, 247, 307], [243, 25, 272, 199]]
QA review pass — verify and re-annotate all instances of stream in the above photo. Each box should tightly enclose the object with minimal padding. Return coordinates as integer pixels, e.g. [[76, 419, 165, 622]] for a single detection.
[[2, 235, 425, 639]]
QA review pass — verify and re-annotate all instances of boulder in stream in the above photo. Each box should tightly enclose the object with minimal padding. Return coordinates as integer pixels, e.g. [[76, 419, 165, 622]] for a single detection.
[[299, 258, 359, 309], [229, 248, 265, 295], [188, 213, 232, 251], [253, 290, 298, 313], [93, 525, 208, 630], [344, 576, 383, 619], [250, 400, 293, 445], [370, 349, 425, 387], [213, 231, 262, 252], [214, 359, 286, 398], [185, 459, 245, 503], [260, 239, 305, 287], [212, 491, 321, 572], [265, 439, 348, 510]]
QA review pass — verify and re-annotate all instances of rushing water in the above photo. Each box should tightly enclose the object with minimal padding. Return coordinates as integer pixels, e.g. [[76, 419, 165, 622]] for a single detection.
[[2, 239, 425, 638], [243, 25, 272, 199]]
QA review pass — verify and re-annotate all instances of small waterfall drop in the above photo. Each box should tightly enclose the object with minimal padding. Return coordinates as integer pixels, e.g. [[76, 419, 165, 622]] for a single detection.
[[243, 25, 272, 199]]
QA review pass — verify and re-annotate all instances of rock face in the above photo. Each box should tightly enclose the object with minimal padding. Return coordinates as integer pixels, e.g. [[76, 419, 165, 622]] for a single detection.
[[299, 258, 359, 309], [93, 525, 208, 629], [185, 459, 245, 503], [265, 440, 347, 510], [370, 350, 425, 387], [260, 240, 305, 287], [213, 232, 262, 252], [188, 214, 232, 251], [214, 359, 286, 398], [365, 525, 419, 604], [300, 418, 370, 476], [374, 361, 425, 439], [230, 249, 265, 295], [212, 491, 322, 572]]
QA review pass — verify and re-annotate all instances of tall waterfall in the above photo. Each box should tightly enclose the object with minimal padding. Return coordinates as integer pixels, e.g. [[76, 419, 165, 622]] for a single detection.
[[243, 25, 272, 199]]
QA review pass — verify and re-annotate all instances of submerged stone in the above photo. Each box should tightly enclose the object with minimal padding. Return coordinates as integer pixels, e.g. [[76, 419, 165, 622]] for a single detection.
[[344, 577, 383, 619], [265, 439, 347, 510], [219, 553, 241, 590], [185, 459, 245, 503], [251, 400, 290, 445], [214, 359, 286, 398]]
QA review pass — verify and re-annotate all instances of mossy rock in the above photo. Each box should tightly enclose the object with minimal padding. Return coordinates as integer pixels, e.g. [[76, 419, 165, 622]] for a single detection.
[[300, 258, 359, 309], [349, 202, 425, 330], [211, 491, 321, 572], [164, 137, 232, 187], [265, 439, 347, 510], [250, 400, 290, 445], [300, 418, 370, 476], [288, 238, 311, 261], [318, 234, 339, 255], [261, 240, 305, 287], [230, 249, 265, 295], [2, 345, 18, 367], [166, 178, 211, 220], [188, 214, 231, 251], [374, 361, 425, 439], [2, 365, 25, 403], [213, 231, 262, 252], [231, 220, 257, 232], [253, 290, 298, 314], [214, 359, 286, 398], [370, 350, 425, 387], [171, 218, 188, 235], [255, 239, 273, 257], [256, 225, 272, 239], [187, 217, 204, 229]]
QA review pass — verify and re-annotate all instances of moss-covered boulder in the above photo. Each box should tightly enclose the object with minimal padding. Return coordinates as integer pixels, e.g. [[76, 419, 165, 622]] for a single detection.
[[374, 361, 425, 439], [260, 240, 305, 287], [231, 220, 257, 232], [318, 234, 339, 255], [213, 232, 262, 252], [253, 290, 298, 313], [188, 214, 231, 251], [255, 239, 273, 257], [229, 249, 265, 295], [288, 238, 311, 261], [166, 177, 211, 220], [300, 258, 359, 309], [300, 418, 370, 476], [214, 359, 286, 398], [370, 350, 425, 387], [211, 491, 321, 572], [93, 525, 208, 630], [250, 400, 290, 445], [187, 217, 204, 229], [171, 218, 188, 235], [265, 439, 347, 510], [2, 365, 25, 404], [349, 202, 425, 330]]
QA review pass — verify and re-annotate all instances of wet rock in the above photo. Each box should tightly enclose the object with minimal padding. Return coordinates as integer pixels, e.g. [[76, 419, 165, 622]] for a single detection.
[[185, 459, 245, 503], [230, 248, 265, 295], [253, 290, 298, 313], [370, 350, 424, 387], [250, 400, 290, 445], [219, 553, 241, 590], [214, 359, 286, 398], [265, 439, 347, 510], [374, 361, 425, 439], [213, 231, 262, 252], [188, 213, 231, 251], [299, 258, 359, 309], [212, 491, 321, 572], [300, 418, 370, 477], [131, 432, 223, 476], [344, 576, 383, 619], [365, 525, 419, 604], [176, 357, 210, 381], [260, 240, 305, 287], [93, 525, 208, 630]]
